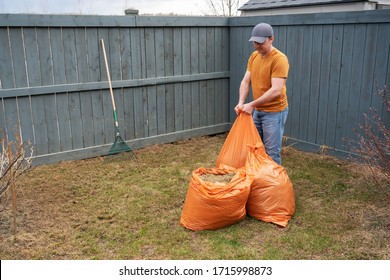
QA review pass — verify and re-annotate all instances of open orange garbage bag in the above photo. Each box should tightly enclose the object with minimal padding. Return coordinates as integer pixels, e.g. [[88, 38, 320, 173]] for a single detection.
[[245, 142, 295, 227], [180, 167, 253, 231], [216, 112, 261, 169]]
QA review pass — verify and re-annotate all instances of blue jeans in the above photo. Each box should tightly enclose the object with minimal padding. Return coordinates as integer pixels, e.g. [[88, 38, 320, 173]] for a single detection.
[[252, 107, 289, 165]]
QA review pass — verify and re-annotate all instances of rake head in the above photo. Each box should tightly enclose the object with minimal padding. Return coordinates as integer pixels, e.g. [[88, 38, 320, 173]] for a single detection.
[[108, 135, 133, 155]]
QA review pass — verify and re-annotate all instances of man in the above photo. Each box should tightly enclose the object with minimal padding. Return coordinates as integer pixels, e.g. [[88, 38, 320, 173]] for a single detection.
[[234, 22, 289, 165]]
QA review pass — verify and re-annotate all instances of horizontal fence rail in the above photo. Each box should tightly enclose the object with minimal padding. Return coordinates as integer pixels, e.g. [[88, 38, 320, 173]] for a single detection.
[[1, 10, 389, 165]]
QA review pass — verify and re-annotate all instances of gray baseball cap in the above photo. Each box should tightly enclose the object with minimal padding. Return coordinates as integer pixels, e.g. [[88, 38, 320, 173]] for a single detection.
[[249, 23, 274, 43]]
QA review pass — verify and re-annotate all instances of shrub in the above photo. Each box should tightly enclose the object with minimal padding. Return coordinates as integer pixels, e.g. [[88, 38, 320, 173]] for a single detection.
[[347, 86, 390, 196], [0, 129, 34, 235]]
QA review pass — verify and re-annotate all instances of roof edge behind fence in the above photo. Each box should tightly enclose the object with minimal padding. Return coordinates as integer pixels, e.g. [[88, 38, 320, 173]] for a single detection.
[[229, 9, 390, 26]]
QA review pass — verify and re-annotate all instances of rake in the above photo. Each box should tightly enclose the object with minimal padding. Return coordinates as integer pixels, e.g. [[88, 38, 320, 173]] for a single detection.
[[100, 39, 133, 156]]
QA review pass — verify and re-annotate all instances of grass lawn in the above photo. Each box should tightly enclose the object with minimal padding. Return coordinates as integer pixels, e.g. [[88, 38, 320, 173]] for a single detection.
[[0, 133, 389, 260]]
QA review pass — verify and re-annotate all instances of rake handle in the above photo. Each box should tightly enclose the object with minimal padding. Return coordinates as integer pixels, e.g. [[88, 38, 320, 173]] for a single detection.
[[100, 39, 119, 132]]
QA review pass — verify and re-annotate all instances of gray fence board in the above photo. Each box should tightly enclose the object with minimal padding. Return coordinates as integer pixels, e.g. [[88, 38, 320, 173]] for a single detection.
[[191, 82, 200, 128], [68, 91, 83, 149], [109, 28, 122, 81], [30, 95, 48, 154], [182, 28, 191, 75], [173, 29, 184, 132], [199, 28, 208, 127], [43, 94, 60, 153], [361, 24, 378, 113], [326, 25, 343, 148], [24, 28, 41, 87], [102, 88, 113, 142], [3, 98, 19, 143], [190, 28, 200, 129], [9, 28, 28, 88], [229, 27, 242, 112], [86, 28, 100, 82], [119, 28, 131, 80], [174, 83, 184, 131], [166, 84, 175, 133], [335, 24, 354, 150], [17, 96, 34, 145], [141, 29, 157, 136], [284, 26, 299, 139], [56, 93, 72, 151], [206, 28, 215, 126], [214, 28, 222, 125], [79, 91, 94, 148], [316, 25, 332, 146], [37, 28, 53, 85], [147, 86, 158, 136], [50, 28, 66, 85], [164, 29, 175, 134], [75, 29, 95, 148], [299, 25, 313, 142], [75, 28, 88, 83], [63, 28, 78, 84], [0, 29, 12, 89], [91, 90, 105, 146], [220, 26, 229, 124], [164, 28, 174, 76], [133, 86, 145, 138], [373, 24, 390, 112], [307, 25, 322, 144], [385, 31, 390, 127], [347, 25, 365, 142], [0, 100, 5, 138], [182, 83, 192, 130], [123, 88, 135, 140]]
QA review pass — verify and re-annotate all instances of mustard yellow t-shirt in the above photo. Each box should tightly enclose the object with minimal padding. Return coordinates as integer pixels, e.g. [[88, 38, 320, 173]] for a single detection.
[[247, 48, 289, 112]]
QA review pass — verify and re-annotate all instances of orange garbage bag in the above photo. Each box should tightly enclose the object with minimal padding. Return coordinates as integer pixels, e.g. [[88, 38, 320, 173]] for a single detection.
[[245, 142, 295, 227], [216, 112, 261, 169], [180, 167, 253, 231]]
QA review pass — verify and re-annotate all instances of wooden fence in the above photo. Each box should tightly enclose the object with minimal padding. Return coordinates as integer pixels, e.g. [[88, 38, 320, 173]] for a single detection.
[[229, 9, 390, 158], [0, 10, 389, 165], [0, 14, 230, 165]]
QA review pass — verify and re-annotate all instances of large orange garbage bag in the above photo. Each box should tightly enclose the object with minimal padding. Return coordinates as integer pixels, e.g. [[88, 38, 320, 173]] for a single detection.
[[180, 167, 253, 231], [216, 112, 261, 169], [245, 142, 295, 227]]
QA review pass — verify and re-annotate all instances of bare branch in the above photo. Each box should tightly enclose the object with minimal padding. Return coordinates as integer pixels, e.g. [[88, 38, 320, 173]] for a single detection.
[[202, 0, 245, 16], [0, 128, 34, 235], [345, 85, 390, 196]]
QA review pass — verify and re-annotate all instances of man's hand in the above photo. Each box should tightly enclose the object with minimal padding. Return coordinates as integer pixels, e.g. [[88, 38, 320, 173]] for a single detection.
[[239, 103, 255, 115], [234, 103, 243, 115]]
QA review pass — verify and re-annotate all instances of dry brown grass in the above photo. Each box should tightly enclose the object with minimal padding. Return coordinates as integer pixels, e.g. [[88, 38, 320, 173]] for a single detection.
[[0, 134, 389, 260]]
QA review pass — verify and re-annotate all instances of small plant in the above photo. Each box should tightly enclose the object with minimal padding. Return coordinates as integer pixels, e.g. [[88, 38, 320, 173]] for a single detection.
[[319, 145, 331, 155], [347, 85, 390, 196], [0, 129, 34, 235]]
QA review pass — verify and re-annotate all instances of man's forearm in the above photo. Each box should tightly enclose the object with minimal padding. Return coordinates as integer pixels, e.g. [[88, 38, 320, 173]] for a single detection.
[[250, 87, 281, 108], [238, 82, 250, 105]]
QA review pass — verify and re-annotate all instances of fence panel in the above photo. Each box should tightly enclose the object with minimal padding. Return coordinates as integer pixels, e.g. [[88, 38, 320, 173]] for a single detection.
[[229, 10, 390, 157], [0, 14, 230, 165]]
